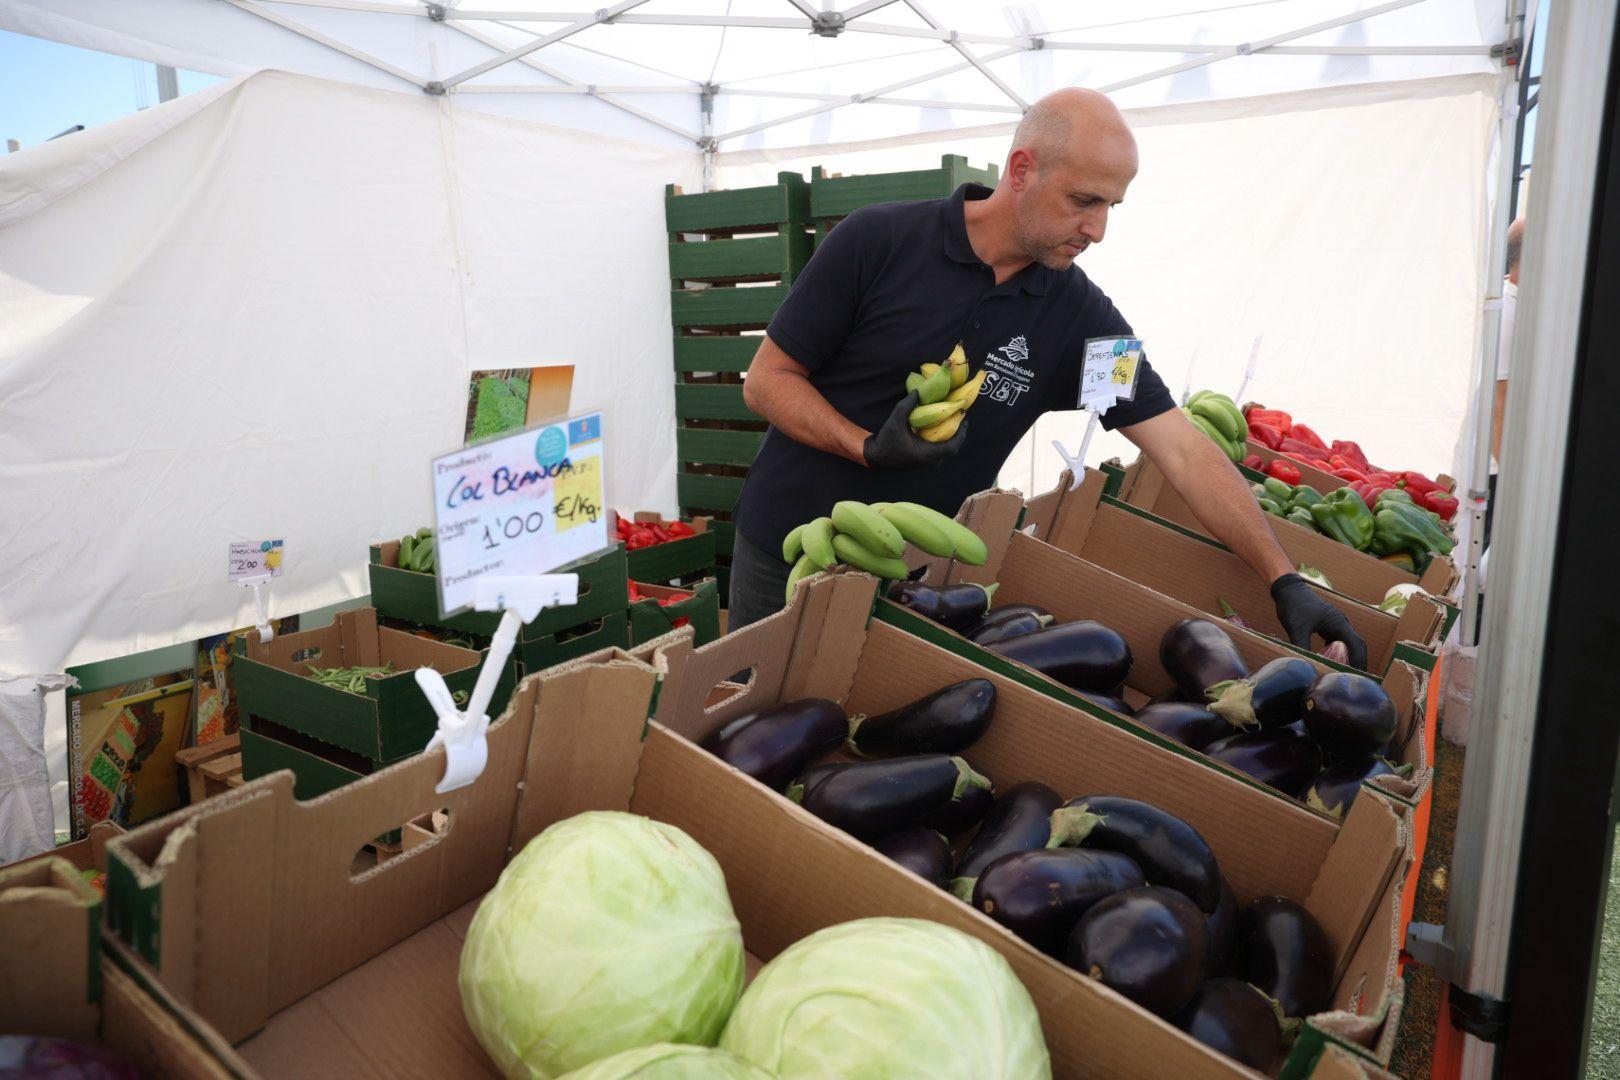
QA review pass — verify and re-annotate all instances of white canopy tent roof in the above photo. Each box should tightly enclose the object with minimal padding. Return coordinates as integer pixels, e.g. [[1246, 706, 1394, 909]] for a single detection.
[[3, 0, 1508, 153], [0, 0, 1517, 677]]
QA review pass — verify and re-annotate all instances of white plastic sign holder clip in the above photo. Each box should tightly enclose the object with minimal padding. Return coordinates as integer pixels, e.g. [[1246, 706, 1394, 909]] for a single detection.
[[417, 573, 579, 794], [1052, 412, 1101, 492], [238, 573, 276, 643]]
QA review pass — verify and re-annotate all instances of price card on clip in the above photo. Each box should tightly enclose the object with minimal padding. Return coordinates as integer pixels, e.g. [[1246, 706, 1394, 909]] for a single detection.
[[228, 540, 284, 580], [431, 412, 610, 617], [1079, 336, 1143, 413]]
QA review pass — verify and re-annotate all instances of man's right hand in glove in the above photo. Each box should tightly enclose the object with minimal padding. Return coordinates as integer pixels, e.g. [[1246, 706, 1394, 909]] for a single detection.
[[863, 390, 969, 470]]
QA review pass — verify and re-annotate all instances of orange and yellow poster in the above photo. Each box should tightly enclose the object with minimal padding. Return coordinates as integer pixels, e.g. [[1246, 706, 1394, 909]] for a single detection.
[[66, 674, 194, 839]]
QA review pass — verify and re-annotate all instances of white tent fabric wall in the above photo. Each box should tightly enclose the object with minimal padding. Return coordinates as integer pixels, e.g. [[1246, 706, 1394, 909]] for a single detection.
[[718, 73, 1498, 497], [0, 69, 699, 674]]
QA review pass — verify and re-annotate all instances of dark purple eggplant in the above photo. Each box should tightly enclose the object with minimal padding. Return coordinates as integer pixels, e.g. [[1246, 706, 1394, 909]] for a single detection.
[[1047, 796, 1222, 913], [787, 762, 842, 805], [967, 612, 1046, 646], [972, 849, 1146, 957], [1306, 757, 1403, 820], [888, 580, 998, 632], [987, 620, 1132, 694], [1078, 691, 1135, 717], [977, 603, 1054, 631], [922, 778, 994, 835], [1067, 885, 1210, 1018], [1204, 729, 1323, 799], [1172, 978, 1282, 1071], [1204, 876, 1238, 979], [801, 754, 989, 841], [1302, 672, 1398, 758], [848, 679, 995, 757], [1236, 896, 1333, 1018], [1134, 703, 1238, 751], [874, 826, 952, 889], [1146, 685, 1192, 708], [701, 698, 846, 790], [1206, 657, 1318, 731], [950, 781, 1063, 900], [1160, 619, 1249, 700]]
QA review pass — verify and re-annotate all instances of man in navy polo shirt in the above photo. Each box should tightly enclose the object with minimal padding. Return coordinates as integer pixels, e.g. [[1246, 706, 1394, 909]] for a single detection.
[[730, 88, 1366, 667]]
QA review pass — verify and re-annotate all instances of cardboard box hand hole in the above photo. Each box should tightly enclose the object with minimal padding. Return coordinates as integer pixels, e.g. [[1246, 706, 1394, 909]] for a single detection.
[[638, 575, 1416, 1075], [350, 807, 452, 882]]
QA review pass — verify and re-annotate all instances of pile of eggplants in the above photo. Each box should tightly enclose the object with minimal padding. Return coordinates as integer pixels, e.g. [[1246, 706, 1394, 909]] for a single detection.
[[1153, 619, 1411, 817]]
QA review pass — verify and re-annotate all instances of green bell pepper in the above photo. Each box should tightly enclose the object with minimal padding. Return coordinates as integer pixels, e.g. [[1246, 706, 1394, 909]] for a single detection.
[[1250, 483, 1270, 501], [1257, 498, 1284, 516], [1375, 501, 1455, 558], [1262, 477, 1295, 503], [1309, 488, 1377, 551], [1286, 507, 1317, 531], [1376, 488, 1416, 508], [1289, 486, 1324, 512]]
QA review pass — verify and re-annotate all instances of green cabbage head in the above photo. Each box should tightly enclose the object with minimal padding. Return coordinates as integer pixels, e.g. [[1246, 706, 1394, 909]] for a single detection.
[[556, 1043, 774, 1080], [460, 812, 745, 1078], [721, 917, 1050, 1079]]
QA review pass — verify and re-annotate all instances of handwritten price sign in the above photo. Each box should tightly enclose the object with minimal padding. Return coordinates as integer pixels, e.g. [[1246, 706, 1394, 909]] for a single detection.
[[431, 412, 610, 617], [228, 540, 284, 580], [1079, 337, 1143, 414]]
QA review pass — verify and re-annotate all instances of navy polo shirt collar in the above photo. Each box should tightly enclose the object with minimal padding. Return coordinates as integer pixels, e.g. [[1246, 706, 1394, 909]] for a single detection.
[[942, 182, 1052, 297]]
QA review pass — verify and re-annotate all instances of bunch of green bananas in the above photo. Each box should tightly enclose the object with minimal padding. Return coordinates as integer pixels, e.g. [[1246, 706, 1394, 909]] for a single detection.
[[780, 500, 989, 602], [903, 344, 987, 443], [306, 663, 396, 695], [398, 527, 436, 573], [1183, 390, 1249, 462]]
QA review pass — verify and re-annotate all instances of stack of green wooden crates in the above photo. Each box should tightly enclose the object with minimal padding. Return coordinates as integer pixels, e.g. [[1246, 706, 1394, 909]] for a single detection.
[[664, 155, 999, 603]]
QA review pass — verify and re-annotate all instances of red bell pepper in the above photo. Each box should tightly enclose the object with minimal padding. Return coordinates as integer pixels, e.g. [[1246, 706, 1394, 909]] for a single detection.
[[1241, 453, 1265, 471], [1246, 408, 1293, 433], [627, 581, 643, 602], [1354, 481, 1394, 510], [1399, 471, 1442, 497], [1330, 440, 1372, 473], [1248, 422, 1285, 450], [1289, 423, 1328, 451], [1265, 459, 1302, 485], [1280, 437, 1330, 462], [666, 521, 696, 539], [1332, 467, 1367, 483], [1366, 472, 1400, 487], [649, 523, 672, 543], [616, 517, 634, 539], [1421, 489, 1459, 521], [626, 528, 657, 550]]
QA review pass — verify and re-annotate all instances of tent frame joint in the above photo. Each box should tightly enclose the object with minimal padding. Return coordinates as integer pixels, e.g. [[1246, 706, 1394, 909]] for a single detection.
[[1491, 39, 1521, 63], [425, 3, 446, 23], [811, 11, 847, 38], [424, 80, 447, 96]]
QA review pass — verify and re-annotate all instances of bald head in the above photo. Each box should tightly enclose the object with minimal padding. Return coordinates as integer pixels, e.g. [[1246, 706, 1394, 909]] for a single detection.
[[995, 88, 1138, 269], [1505, 216, 1525, 284], [1012, 88, 1137, 174]]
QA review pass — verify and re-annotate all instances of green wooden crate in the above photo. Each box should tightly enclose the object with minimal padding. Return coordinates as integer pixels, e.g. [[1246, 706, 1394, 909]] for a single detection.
[[678, 472, 747, 512], [232, 609, 518, 763], [674, 383, 763, 424], [677, 426, 765, 466], [624, 519, 718, 583], [629, 578, 723, 648], [665, 172, 810, 235], [517, 610, 630, 675], [674, 334, 761, 374], [239, 722, 369, 802], [671, 284, 791, 329], [706, 519, 736, 557], [368, 541, 629, 639], [669, 231, 812, 284], [810, 154, 1000, 221]]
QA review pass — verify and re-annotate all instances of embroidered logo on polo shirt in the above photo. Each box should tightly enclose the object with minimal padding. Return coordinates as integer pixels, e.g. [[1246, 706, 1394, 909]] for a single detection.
[[981, 335, 1034, 406]]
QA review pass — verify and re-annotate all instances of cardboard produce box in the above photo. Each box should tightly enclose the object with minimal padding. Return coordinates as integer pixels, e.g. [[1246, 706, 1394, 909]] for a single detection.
[[629, 577, 723, 647], [889, 491, 1431, 816], [233, 607, 518, 766], [1112, 457, 1458, 598], [1022, 470, 1453, 674], [367, 536, 631, 661], [1, 830, 225, 1077], [97, 639, 1399, 1080], [620, 512, 718, 584], [639, 574, 1414, 1076]]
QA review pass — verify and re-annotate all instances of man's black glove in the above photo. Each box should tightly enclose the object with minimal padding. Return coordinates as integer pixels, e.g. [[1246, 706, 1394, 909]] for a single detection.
[[863, 390, 968, 470], [1271, 573, 1369, 669]]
